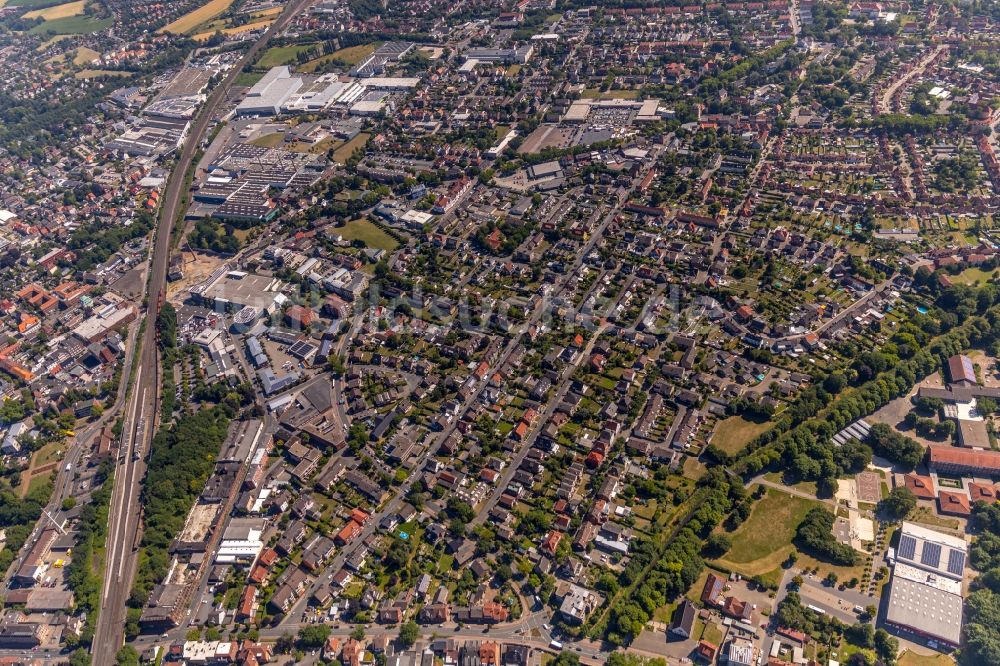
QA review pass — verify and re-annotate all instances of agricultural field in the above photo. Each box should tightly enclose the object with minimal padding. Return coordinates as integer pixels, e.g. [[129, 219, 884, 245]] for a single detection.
[[8, 0, 73, 8], [192, 18, 273, 41], [158, 0, 233, 34], [75, 68, 127, 78], [27, 14, 111, 34], [23, 0, 85, 20]]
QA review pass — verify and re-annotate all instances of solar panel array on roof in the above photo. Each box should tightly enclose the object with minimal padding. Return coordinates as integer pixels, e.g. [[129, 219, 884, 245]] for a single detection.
[[947, 549, 966, 576], [898, 534, 917, 560], [921, 542, 942, 568]]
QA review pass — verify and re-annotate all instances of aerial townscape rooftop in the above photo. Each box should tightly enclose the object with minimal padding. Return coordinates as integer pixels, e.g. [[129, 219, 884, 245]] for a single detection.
[[1, 0, 1000, 665]]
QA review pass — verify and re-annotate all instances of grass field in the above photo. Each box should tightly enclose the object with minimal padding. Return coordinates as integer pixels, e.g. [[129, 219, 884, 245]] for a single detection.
[[192, 18, 272, 41], [715, 487, 818, 566], [250, 6, 281, 18], [75, 68, 126, 78], [581, 88, 640, 99], [249, 132, 285, 148], [36, 33, 72, 49], [258, 42, 318, 68], [72, 45, 99, 64], [27, 13, 110, 33], [951, 266, 996, 285], [337, 219, 399, 251], [897, 651, 955, 666], [711, 486, 864, 585], [23, 0, 85, 19], [21, 470, 54, 499], [9, 0, 71, 7], [300, 42, 381, 72], [158, 0, 233, 34], [332, 132, 369, 163], [711, 415, 773, 455], [233, 70, 264, 87]]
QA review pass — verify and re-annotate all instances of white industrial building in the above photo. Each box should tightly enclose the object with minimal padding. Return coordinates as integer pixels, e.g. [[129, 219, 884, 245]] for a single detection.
[[235, 67, 303, 116], [885, 521, 967, 649]]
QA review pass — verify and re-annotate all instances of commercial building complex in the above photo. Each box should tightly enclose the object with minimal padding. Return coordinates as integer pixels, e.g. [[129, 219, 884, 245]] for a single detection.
[[885, 522, 967, 649]]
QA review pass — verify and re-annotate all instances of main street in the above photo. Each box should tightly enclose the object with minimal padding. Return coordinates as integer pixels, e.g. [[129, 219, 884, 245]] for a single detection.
[[91, 0, 316, 662]]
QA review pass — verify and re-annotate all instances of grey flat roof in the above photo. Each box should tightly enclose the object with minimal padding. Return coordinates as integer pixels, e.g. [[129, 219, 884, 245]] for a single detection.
[[886, 575, 963, 645]]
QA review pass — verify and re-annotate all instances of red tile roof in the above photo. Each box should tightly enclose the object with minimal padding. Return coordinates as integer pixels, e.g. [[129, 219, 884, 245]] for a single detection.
[[904, 473, 936, 499], [938, 490, 971, 516]]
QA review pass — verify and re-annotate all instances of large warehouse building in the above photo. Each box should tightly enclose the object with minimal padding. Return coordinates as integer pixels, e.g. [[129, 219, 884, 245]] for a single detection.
[[885, 522, 967, 649], [235, 67, 303, 116]]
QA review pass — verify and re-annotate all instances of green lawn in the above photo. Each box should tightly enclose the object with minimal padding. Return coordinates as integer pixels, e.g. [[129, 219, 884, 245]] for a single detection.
[[897, 651, 955, 666], [332, 132, 370, 163], [437, 553, 454, 574], [719, 487, 817, 565], [951, 266, 996, 286], [700, 621, 725, 646], [258, 42, 319, 68], [711, 415, 773, 455], [712, 486, 865, 584], [249, 132, 285, 148], [233, 71, 265, 87], [27, 13, 111, 33], [581, 88, 640, 99], [300, 42, 381, 72]]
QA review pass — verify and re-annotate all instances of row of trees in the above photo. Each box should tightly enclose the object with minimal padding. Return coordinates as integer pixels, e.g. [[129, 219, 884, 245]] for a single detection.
[[130, 406, 233, 606], [737, 300, 1000, 481], [965, 502, 1000, 664], [63, 460, 114, 650], [603, 470, 736, 645]]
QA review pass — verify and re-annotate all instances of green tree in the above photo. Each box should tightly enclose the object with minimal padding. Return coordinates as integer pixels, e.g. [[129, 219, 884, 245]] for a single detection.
[[298, 624, 331, 647], [703, 533, 732, 557], [880, 487, 916, 520], [873, 628, 898, 665], [68, 649, 91, 666], [115, 645, 140, 666], [398, 620, 419, 648]]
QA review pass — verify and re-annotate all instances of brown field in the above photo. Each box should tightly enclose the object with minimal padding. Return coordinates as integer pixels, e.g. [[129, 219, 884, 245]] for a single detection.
[[158, 0, 233, 34], [24, 0, 85, 20], [192, 17, 273, 41]]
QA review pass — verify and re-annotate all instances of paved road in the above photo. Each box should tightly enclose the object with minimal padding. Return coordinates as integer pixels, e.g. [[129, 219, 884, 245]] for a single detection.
[[92, 1, 316, 662], [876, 45, 946, 115]]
